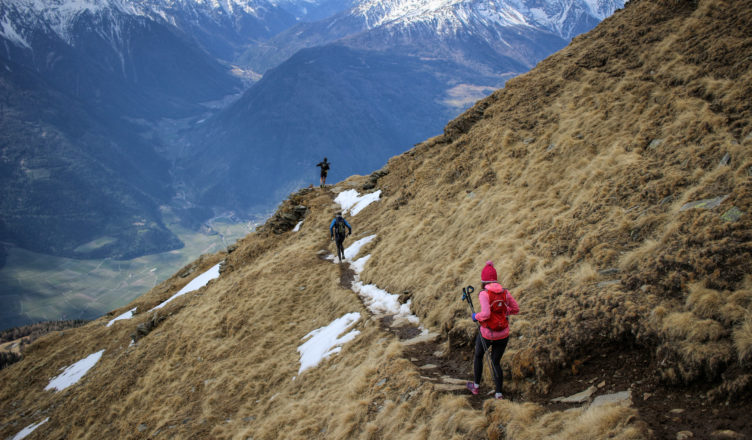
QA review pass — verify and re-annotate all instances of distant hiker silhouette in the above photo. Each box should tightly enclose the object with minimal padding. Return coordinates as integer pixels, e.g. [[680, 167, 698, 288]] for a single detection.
[[316, 157, 330, 188], [329, 212, 352, 263], [466, 261, 519, 400]]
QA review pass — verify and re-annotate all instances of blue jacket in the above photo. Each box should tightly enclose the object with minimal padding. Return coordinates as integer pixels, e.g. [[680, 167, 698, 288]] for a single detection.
[[330, 216, 352, 238]]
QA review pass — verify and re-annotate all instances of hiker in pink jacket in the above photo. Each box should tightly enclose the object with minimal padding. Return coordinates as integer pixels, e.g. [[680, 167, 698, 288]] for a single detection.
[[467, 261, 520, 399]]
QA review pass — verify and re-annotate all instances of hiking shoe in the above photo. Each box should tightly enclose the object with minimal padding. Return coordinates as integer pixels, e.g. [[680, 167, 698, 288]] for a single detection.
[[494, 392, 504, 400], [466, 382, 479, 395]]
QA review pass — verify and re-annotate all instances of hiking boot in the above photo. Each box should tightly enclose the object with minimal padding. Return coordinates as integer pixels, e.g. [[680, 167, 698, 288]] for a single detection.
[[494, 392, 504, 400], [466, 382, 479, 395]]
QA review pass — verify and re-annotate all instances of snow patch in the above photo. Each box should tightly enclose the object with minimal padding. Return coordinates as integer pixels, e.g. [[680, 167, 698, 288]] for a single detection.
[[297, 313, 360, 374], [334, 189, 381, 216], [344, 234, 376, 260], [150, 263, 221, 311], [327, 235, 420, 324], [351, 255, 371, 274], [352, 281, 419, 325], [11, 418, 49, 440], [293, 220, 303, 232], [45, 350, 104, 391], [106, 307, 136, 327], [0, 17, 31, 49]]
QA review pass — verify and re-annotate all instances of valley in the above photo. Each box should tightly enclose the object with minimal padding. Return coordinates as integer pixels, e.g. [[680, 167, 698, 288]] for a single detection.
[[0, 213, 254, 329]]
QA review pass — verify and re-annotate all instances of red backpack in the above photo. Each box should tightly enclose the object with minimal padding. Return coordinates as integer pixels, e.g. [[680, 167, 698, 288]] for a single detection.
[[480, 284, 509, 331]]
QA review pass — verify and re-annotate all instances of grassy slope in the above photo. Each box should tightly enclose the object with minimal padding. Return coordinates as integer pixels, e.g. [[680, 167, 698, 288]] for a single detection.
[[0, 0, 750, 438]]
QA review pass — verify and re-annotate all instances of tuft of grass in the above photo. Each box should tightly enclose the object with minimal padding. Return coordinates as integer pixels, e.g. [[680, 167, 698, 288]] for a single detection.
[[733, 313, 752, 364]]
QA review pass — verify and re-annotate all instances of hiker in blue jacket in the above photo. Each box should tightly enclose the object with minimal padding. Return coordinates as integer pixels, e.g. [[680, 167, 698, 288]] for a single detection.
[[329, 212, 352, 263]]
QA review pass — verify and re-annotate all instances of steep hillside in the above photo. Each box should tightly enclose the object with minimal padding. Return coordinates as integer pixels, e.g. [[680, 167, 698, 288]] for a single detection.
[[1, 0, 751, 439]]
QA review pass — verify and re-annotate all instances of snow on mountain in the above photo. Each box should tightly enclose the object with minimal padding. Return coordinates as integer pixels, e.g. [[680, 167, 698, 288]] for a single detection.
[[0, 0, 294, 58], [0, 0, 141, 45], [352, 0, 625, 40]]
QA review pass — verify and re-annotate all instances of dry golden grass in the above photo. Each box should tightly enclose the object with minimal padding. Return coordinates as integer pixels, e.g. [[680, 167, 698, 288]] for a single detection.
[[1, 0, 751, 438], [486, 400, 647, 440], [733, 313, 752, 364]]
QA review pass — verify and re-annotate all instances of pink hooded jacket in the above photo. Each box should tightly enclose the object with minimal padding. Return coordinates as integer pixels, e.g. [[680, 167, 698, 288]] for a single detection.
[[475, 283, 520, 340]]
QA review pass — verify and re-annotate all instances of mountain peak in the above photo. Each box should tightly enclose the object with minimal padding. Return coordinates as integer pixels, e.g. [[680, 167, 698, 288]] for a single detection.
[[351, 0, 625, 39]]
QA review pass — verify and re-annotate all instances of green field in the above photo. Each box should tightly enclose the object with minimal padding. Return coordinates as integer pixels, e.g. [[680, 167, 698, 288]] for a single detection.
[[0, 218, 254, 330]]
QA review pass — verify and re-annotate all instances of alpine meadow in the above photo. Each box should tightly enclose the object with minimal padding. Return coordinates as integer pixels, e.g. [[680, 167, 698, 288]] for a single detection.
[[1, 0, 751, 439]]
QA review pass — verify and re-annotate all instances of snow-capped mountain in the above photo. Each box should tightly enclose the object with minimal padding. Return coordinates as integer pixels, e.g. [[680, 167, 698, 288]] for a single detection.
[[352, 0, 624, 40], [0, 0, 296, 63], [134, 0, 298, 61], [240, 0, 625, 74]]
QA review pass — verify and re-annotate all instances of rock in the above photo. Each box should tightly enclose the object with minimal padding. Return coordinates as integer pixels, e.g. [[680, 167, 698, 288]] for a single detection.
[[669, 408, 685, 414], [597, 280, 620, 287], [547, 143, 556, 151], [598, 268, 620, 276], [179, 267, 196, 278], [552, 386, 596, 403], [711, 429, 743, 439], [680, 195, 729, 211], [721, 207, 744, 222], [440, 377, 468, 385], [659, 195, 674, 205], [648, 139, 663, 149], [376, 378, 387, 387], [643, 392, 652, 400], [719, 153, 731, 166], [420, 364, 438, 370], [398, 290, 412, 304], [597, 381, 606, 388], [676, 431, 693, 440], [137, 424, 148, 432], [591, 390, 631, 407], [434, 383, 467, 392]]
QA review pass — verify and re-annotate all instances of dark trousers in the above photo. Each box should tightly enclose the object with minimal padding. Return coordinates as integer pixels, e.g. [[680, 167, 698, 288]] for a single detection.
[[334, 235, 345, 260], [473, 333, 509, 393]]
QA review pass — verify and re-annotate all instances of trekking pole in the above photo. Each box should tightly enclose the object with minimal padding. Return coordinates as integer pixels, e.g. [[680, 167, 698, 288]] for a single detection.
[[461, 285, 500, 390]]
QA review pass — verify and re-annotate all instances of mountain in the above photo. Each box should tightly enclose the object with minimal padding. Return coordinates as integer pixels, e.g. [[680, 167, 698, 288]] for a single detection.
[[133, 0, 298, 64], [0, 0, 242, 118], [239, 0, 624, 73], [186, 0, 623, 215], [178, 43, 503, 212], [0, 0, 242, 259], [1, 0, 750, 438], [0, 59, 181, 260]]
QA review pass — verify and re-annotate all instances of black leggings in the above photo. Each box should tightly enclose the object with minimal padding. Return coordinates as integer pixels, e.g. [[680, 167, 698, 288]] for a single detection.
[[335, 236, 345, 260], [473, 333, 509, 393]]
